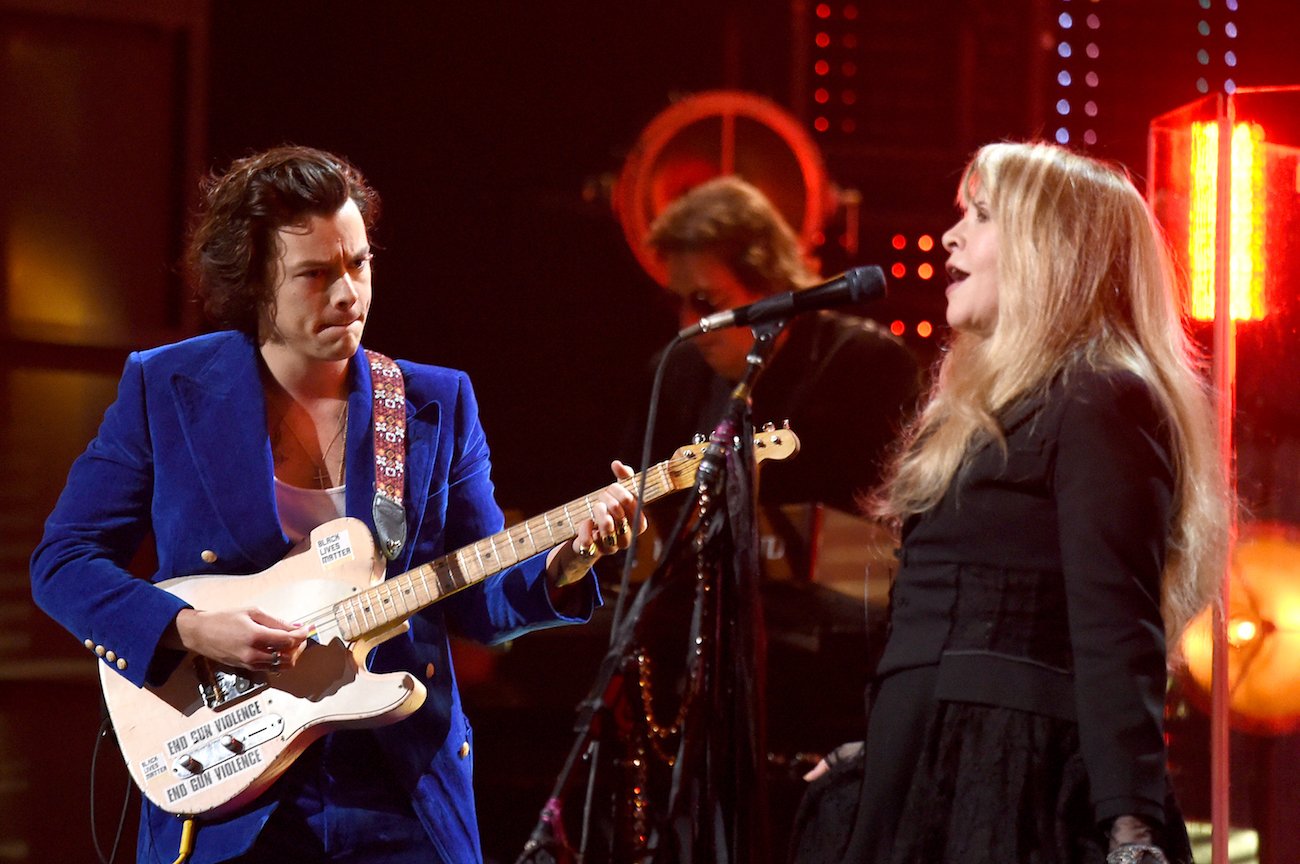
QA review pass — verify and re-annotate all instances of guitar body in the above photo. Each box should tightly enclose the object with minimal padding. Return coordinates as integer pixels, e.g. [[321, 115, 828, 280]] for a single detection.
[[101, 518, 426, 817]]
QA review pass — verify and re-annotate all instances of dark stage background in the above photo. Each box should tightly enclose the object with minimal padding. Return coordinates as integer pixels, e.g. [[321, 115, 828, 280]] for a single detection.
[[3, 1, 1300, 862]]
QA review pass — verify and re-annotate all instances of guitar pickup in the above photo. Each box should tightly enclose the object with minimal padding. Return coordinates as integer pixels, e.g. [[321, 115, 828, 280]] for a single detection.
[[195, 658, 265, 710]]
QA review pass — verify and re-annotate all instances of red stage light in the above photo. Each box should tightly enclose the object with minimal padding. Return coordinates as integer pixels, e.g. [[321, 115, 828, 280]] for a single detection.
[[1187, 120, 1266, 321]]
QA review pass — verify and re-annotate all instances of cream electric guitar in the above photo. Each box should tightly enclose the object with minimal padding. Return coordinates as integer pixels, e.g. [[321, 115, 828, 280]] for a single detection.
[[101, 426, 799, 818]]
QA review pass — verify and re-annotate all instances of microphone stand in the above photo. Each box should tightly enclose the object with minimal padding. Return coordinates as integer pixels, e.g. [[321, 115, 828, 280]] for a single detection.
[[515, 320, 785, 864], [514, 440, 710, 864], [660, 318, 782, 864]]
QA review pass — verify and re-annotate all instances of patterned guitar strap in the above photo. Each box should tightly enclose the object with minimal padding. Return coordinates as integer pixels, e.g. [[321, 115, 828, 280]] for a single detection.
[[366, 350, 407, 561]]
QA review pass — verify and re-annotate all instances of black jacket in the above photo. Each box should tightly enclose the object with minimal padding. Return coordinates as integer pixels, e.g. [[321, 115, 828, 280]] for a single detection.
[[877, 367, 1175, 826]]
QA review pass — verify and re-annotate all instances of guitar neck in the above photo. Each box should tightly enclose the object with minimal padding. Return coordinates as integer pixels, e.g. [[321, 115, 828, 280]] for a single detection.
[[334, 455, 691, 641]]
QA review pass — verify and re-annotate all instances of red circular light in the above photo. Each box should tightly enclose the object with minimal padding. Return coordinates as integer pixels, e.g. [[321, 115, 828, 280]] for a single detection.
[[815, 32, 831, 48], [815, 59, 830, 75], [814, 116, 830, 132], [917, 320, 933, 338], [814, 88, 830, 104], [890, 320, 906, 336], [918, 263, 935, 280], [891, 234, 906, 250], [890, 262, 907, 279], [917, 234, 934, 251], [816, 3, 832, 18]]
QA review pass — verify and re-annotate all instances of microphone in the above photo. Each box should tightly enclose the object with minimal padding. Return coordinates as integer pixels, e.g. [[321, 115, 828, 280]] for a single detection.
[[677, 265, 887, 338]]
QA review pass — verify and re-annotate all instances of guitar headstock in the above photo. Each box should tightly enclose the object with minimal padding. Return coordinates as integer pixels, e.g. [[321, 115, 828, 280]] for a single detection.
[[663, 423, 800, 490], [751, 423, 801, 463]]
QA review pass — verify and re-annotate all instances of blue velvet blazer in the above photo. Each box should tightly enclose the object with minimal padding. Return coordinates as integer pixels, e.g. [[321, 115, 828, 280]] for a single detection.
[[31, 331, 599, 864]]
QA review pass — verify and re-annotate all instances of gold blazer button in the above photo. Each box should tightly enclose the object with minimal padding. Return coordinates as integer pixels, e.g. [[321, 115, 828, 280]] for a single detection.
[[458, 741, 471, 759], [201, 550, 218, 564]]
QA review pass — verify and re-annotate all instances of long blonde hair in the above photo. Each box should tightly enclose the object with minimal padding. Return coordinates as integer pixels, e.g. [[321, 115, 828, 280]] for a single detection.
[[878, 142, 1227, 644]]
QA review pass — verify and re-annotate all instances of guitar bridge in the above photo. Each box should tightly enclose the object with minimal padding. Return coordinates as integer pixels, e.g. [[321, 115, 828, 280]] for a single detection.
[[195, 658, 265, 710]]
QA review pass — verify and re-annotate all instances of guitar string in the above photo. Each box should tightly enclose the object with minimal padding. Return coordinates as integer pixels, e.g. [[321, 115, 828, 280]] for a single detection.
[[278, 455, 700, 642]]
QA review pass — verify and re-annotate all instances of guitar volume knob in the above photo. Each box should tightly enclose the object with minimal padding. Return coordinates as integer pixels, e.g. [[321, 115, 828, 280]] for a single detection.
[[221, 735, 244, 753], [179, 755, 203, 774]]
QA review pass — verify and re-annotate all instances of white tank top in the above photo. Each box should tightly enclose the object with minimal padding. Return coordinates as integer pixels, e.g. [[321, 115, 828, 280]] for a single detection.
[[274, 477, 347, 543]]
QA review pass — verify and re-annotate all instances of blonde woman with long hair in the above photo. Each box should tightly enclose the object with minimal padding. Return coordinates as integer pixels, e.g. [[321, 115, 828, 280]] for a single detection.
[[795, 142, 1227, 864]]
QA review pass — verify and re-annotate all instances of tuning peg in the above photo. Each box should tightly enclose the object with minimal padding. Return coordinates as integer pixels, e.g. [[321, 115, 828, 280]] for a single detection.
[[761, 421, 775, 432], [693, 432, 707, 444]]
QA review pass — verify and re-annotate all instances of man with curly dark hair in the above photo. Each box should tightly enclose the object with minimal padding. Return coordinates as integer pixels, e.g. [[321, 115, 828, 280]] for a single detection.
[[32, 145, 642, 864]]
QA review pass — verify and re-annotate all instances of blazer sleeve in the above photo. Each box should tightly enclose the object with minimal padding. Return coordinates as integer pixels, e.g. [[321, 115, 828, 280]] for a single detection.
[[30, 353, 190, 688], [435, 370, 599, 643], [1054, 371, 1174, 827]]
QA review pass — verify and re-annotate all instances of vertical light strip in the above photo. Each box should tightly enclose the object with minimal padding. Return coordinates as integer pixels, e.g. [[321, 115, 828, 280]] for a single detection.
[[1187, 120, 1266, 321], [1229, 122, 1265, 319], [1189, 121, 1219, 320]]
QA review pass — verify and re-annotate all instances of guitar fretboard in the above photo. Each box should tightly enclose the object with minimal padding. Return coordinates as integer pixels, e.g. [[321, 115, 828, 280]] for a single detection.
[[334, 458, 688, 641]]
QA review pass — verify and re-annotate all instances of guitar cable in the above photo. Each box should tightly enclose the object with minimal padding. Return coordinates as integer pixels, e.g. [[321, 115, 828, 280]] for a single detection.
[[170, 817, 196, 864], [92, 711, 199, 864], [90, 716, 132, 864]]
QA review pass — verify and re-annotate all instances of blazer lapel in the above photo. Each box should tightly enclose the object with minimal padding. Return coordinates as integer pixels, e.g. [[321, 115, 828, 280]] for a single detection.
[[399, 385, 441, 572], [171, 334, 286, 563]]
